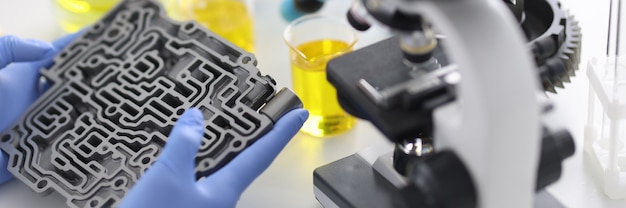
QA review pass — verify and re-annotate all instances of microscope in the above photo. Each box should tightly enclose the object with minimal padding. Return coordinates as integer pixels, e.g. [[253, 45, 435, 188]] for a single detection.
[[304, 0, 580, 207]]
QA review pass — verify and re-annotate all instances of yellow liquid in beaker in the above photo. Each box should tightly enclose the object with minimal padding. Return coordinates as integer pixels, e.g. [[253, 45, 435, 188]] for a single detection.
[[54, 0, 202, 34], [54, 0, 120, 33], [291, 39, 357, 137], [190, 0, 254, 52]]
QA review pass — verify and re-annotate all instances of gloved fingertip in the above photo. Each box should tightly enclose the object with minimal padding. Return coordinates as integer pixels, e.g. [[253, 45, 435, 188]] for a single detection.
[[24, 39, 55, 54], [293, 108, 309, 124], [177, 107, 204, 127], [154, 108, 205, 176], [51, 31, 83, 50], [276, 108, 308, 128], [0, 35, 55, 67], [161, 108, 205, 157], [199, 108, 308, 193]]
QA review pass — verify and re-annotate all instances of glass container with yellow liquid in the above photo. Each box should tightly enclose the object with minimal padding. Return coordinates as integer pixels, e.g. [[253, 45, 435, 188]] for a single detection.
[[178, 0, 255, 52], [54, 0, 120, 33], [53, 0, 184, 33], [52, 0, 251, 53], [284, 15, 359, 137]]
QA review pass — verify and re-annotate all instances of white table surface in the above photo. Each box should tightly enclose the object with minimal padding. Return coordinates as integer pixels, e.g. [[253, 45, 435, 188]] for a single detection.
[[0, 0, 623, 207]]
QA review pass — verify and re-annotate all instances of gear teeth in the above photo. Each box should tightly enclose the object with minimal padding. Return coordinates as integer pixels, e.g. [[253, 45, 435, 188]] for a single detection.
[[549, 58, 567, 88], [532, 0, 582, 93], [561, 73, 571, 83], [554, 80, 565, 88], [545, 82, 557, 93]]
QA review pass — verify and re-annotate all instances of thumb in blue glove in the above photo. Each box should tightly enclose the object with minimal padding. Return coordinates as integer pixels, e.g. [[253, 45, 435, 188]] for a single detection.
[[0, 33, 81, 131], [0, 33, 82, 185], [0, 36, 54, 68], [120, 108, 308, 208]]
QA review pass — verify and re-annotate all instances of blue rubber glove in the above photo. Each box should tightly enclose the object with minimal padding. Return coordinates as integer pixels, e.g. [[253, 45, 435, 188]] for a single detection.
[[0, 33, 81, 185], [120, 108, 308, 208]]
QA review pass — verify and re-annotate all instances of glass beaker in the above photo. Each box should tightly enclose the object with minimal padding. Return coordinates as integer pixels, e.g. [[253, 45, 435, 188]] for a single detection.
[[53, 0, 182, 33], [53, 0, 121, 33], [178, 0, 255, 52], [284, 14, 358, 137]]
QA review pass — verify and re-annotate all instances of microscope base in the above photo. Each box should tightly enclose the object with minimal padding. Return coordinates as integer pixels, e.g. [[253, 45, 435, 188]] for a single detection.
[[313, 153, 565, 208]]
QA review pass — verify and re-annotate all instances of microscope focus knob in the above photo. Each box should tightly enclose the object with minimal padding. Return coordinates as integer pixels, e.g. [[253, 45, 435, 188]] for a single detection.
[[536, 129, 575, 190], [405, 151, 477, 208], [347, 8, 371, 31]]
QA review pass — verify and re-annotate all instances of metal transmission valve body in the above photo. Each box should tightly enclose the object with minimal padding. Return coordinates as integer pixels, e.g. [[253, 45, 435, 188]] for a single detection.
[[0, 0, 301, 207]]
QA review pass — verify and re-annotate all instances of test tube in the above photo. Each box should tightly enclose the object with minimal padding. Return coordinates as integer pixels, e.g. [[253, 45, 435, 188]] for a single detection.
[[584, 0, 626, 199]]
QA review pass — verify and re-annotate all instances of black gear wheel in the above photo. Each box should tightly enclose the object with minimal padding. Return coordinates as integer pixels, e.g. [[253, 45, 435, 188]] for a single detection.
[[523, 0, 582, 93]]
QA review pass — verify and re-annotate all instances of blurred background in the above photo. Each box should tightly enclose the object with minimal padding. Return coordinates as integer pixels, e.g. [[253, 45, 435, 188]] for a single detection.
[[0, 0, 623, 207]]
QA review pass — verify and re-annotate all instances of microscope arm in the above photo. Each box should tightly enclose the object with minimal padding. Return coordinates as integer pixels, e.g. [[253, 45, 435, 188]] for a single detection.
[[419, 1, 541, 207]]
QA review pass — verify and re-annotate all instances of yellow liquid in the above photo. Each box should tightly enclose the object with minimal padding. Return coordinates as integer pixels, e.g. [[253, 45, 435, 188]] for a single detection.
[[190, 0, 254, 52], [291, 39, 357, 137], [54, 0, 120, 33]]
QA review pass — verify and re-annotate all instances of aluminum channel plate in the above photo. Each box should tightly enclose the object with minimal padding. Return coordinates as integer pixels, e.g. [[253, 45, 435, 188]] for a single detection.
[[0, 0, 278, 207]]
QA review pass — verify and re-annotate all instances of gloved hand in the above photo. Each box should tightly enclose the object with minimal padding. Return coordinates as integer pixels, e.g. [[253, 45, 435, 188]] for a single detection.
[[0, 33, 81, 185], [120, 108, 308, 208]]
